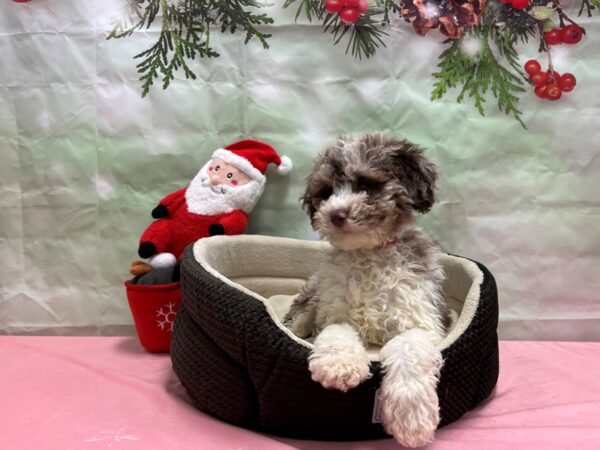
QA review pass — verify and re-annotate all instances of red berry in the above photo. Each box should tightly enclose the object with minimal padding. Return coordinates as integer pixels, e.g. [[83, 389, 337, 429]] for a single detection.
[[546, 83, 562, 101], [339, 7, 360, 23], [510, 0, 529, 10], [325, 0, 345, 13], [524, 59, 542, 76], [560, 24, 584, 44], [546, 70, 561, 84], [535, 84, 549, 99], [345, 0, 360, 7], [530, 71, 549, 87], [559, 73, 576, 92], [544, 28, 562, 45], [357, 0, 369, 13]]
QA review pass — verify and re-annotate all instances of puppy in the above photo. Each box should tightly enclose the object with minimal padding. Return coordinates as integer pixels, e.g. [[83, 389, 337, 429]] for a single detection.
[[284, 133, 448, 447]]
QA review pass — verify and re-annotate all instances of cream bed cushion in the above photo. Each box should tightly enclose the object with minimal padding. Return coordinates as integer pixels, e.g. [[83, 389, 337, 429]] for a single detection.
[[193, 235, 483, 356]]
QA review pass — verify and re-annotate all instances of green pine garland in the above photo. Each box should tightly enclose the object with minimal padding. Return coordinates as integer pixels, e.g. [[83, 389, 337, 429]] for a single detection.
[[431, 3, 538, 127], [430, 33, 527, 128], [110, 0, 597, 125], [286, 0, 595, 127], [108, 0, 273, 96], [582, 0, 600, 15], [283, 0, 400, 59]]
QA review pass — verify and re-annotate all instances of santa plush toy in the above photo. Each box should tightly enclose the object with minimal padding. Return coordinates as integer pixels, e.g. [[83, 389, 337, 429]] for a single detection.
[[136, 139, 292, 270]]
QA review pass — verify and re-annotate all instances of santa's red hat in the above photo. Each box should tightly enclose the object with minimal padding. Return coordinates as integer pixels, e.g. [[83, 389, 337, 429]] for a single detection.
[[212, 139, 292, 184]]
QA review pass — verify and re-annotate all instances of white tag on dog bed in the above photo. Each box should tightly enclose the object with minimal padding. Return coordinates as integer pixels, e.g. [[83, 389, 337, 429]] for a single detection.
[[372, 388, 383, 423]]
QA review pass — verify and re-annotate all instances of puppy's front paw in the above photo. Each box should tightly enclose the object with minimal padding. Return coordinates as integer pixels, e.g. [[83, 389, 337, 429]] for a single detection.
[[380, 379, 439, 448], [308, 348, 371, 392]]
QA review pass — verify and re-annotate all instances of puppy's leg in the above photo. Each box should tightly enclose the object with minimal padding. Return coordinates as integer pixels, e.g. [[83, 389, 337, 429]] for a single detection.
[[284, 275, 320, 339], [379, 329, 443, 448], [309, 323, 371, 392]]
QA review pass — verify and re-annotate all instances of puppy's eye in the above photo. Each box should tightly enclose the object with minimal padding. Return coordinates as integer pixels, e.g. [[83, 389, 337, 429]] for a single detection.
[[312, 186, 333, 203], [355, 177, 382, 193]]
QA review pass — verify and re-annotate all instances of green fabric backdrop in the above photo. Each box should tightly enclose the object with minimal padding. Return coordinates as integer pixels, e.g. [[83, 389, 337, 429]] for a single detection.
[[1, 0, 598, 339]]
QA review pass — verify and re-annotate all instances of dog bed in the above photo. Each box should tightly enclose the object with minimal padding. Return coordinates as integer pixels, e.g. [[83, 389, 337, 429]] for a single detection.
[[170, 235, 499, 440]]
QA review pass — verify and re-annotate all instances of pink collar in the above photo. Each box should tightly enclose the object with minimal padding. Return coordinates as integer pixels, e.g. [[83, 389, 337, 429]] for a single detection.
[[375, 237, 398, 250]]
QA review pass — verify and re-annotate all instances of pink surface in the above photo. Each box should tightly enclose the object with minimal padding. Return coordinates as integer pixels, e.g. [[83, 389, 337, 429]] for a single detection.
[[1, 337, 599, 450]]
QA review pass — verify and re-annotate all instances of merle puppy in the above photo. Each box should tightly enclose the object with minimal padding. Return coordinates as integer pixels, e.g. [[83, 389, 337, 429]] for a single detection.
[[284, 133, 448, 448]]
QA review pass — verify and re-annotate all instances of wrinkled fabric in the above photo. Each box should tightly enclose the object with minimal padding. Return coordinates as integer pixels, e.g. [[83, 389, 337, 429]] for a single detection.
[[1, 337, 599, 449], [0, 1, 599, 338]]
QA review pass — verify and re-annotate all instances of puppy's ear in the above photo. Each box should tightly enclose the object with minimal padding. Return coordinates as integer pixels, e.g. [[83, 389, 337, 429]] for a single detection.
[[391, 141, 438, 213], [300, 178, 317, 224], [300, 151, 334, 225]]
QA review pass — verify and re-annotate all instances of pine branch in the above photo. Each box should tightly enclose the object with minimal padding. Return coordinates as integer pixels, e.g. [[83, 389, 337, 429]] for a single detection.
[[377, 0, 402, 25], [108, 0, 273, 97], [212, 1, 274, 47], [578, 0, 599, 16], [324, 13, 388, 59], [283, 0, 324, 21], [496, 4, 538, 44], [285, 0, 397, 58], [431, 10, 529, 128], [107, 0, 161, 40]]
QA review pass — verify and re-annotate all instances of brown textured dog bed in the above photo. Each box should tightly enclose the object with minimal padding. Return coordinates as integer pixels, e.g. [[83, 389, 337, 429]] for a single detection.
[[170, 235, 499, 440]]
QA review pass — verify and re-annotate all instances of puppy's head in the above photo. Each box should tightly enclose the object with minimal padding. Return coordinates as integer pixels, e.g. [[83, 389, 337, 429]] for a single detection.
[[302, 133, 438, 251]]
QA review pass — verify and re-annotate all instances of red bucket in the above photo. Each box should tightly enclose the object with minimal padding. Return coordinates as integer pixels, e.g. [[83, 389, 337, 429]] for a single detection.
[[124, 280, 181, 353]]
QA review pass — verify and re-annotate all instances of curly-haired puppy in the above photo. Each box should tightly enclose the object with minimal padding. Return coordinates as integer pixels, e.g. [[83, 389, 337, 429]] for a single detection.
[[284, 133, 448, 448]]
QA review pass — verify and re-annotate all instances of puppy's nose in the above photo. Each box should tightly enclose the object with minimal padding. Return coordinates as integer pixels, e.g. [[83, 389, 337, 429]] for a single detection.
[[330, 209, 348, 228]]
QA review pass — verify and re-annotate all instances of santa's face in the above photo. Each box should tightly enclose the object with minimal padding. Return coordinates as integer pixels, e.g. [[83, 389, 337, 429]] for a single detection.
[[185, 158, 265, 216], [206, 159, 250, 188]]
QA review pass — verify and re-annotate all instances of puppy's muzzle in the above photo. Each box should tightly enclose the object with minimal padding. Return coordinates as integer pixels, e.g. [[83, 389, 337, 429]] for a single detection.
[[330, 209, 348, 228]]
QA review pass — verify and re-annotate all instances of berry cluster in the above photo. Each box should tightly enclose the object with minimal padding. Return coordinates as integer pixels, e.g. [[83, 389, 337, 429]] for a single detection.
[[325, 0, 368, 24], [524, 60, 576, 101], [499, 0, 529, 10], [544, 24, 584, 45]]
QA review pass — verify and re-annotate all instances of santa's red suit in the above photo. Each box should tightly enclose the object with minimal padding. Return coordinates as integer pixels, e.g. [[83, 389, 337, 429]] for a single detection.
[[138, 140, 291, 267], [139, 188, 248, 259]]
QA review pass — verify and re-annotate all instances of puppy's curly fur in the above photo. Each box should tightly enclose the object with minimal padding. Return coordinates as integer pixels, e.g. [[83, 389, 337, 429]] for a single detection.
[[284, 133, 448, 448]]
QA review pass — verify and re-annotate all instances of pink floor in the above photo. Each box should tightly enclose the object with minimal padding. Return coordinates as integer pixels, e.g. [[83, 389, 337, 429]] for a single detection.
[[2, 337, 599, 450]]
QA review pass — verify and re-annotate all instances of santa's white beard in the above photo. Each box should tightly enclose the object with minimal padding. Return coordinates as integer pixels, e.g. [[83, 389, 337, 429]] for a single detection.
[[185, 168, 265, 216]]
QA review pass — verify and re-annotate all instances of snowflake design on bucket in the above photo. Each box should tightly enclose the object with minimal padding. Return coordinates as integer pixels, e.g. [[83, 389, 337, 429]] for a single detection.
[[156, 302, 177, 332]]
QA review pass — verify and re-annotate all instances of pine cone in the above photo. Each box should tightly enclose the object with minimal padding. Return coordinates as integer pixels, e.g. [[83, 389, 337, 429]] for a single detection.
[[400, 0, 485, 38]]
